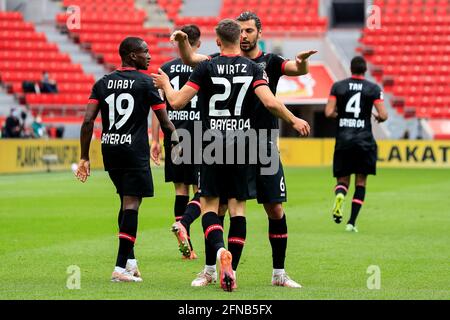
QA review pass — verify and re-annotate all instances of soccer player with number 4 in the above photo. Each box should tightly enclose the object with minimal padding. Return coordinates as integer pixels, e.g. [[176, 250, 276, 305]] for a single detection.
[[75, 37, 177, 282], [325, 56, 388, 232]]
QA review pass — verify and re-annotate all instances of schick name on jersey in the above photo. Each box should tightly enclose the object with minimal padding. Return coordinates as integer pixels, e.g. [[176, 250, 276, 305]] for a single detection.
[[216, 64, 248, 74], [170, 64, 193, 73], [349, 83, 363, 91], [107, 79, 135, 90]]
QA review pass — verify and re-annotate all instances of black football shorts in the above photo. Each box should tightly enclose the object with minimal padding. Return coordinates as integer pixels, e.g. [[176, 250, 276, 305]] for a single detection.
[[164, 151, 198, 186], [199, 164, 256, 201], [108, 168, 154, 197], [256, 156, 287, 204], [333, 144, 377, 177]]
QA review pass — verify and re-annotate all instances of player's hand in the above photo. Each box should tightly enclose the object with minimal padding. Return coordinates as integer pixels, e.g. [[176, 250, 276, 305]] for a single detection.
[[170, 142, 183, 164], [151, 141, 162, 166], [75, 159, 90, 183], [170, 30, 188, 43], [151, 68, 169, 89], [292, 118, 310, 137], [295, 50, 318, 64], [372, 112, 384, 123]]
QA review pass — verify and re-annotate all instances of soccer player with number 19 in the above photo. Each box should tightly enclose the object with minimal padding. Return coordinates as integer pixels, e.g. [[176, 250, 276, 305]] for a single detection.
[[75, 37, 177, 282]]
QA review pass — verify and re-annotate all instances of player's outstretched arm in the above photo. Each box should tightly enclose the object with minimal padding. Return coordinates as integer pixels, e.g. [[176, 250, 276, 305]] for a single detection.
[[151, 112, 162, 166], [373, 100, 388, 123], [171, 30, 209, 68], [76, 102, 100, 182], [151, 68, 198, 110], [283, 50, 318, 76], [255, 85, 310, 137], [324, 96, 338, 118]]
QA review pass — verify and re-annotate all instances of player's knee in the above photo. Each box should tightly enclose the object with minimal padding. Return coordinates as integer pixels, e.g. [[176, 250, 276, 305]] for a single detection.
[[264, 203, 284, 219], [174, 183, 189, 196]]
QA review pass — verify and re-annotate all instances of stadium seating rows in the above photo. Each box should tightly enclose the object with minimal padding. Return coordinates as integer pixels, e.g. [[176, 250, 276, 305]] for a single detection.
[[157, 0, 327, 34], [58, 0, 175, 74], [0, 11, 95, 114], [361, 0, 450, 119]]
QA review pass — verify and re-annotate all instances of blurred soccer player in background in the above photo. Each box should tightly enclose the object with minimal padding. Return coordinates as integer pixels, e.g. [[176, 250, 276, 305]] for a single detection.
[[325, 56, 388, 232]]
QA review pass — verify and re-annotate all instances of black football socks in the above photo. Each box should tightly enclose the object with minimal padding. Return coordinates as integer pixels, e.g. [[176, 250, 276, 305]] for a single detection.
[[116, 209, 138, 268], [268, 214, 288, 269], [228, 216, 246, 271], [348, 186, 366, 226]]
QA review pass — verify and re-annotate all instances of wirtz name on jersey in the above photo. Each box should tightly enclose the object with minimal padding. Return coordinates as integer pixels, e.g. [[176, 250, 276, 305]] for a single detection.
[[216, 64, 248, 74]]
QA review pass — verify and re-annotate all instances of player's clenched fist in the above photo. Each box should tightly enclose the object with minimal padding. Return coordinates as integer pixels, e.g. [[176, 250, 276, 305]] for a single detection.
[[292, 118, 311, 137], [170, 30, 188, 43], [151, 68, 170, 89], [75, 159, 90, 183]]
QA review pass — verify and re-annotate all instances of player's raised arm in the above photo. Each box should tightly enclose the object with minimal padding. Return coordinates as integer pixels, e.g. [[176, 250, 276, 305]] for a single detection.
[[76, 100, 100, 182], [282, 50, 318, 76], [254, 85, 310, 137], [171, 30, 209, 68], [151, 68, 198, 110]]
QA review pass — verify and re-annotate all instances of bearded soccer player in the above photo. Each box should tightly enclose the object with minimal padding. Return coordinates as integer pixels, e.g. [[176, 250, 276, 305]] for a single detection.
[[325, 56, 388, 232], [75, 37, 177, 282], [171, 11, 316, 288], [151, 25, 203, 260], [152, 19, 310, 291]]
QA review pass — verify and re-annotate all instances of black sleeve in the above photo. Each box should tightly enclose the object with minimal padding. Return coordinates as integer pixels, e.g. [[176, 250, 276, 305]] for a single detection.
[[373, 85, 383, 102], [329, 82, 338, 97], [270, 54, 289, 77], [88, 80, 101, 104], [187, 60, 207, 90], [146, 78, 165, 110], [252, 63, 269, 90]]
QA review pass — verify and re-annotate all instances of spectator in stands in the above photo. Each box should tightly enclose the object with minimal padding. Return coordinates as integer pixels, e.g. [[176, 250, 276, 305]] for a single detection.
[[2, 108, 23, 138], [40, 71, 58, 93], [31, 115, 46, 138]]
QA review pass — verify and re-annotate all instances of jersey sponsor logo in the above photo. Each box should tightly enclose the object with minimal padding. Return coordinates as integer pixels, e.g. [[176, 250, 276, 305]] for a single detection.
[[169, 64, 193, 73], [210, 118, 251, 130], [168, 110, 200, 121], [339, 118, 365, 128], [101, 133, 132, 145], [257, 61, 267, 70]]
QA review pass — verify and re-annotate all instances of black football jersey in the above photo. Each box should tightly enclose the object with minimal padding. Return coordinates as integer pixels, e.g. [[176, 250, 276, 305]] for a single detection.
[[160, 58, 200, 147], [187, 54, 268, 146], [330, 76, 383, 150], [251, 51, 288, 130], [89, 67, 165, 170], [208, 51, 288, 131]]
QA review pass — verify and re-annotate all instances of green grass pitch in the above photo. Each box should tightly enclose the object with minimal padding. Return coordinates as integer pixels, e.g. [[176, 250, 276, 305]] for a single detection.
[[0, 167, 449, 300]]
